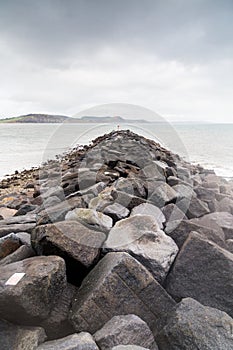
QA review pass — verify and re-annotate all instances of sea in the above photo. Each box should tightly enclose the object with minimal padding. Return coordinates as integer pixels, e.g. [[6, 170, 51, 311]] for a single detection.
[[0, 122, 233, 180]]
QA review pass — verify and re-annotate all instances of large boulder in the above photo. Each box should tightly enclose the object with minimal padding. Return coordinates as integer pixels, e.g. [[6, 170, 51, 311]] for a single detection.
[[166, 232, 233, 317], [156, 298, 233, 350], [32, 221, 106, 285], [0, 255, 66, 324], [94, 314, 157, 350], [65, 208, 113, 232], [69, 252, 176, 335], [162, 203, 187, 223], [104, 215, 178, 283], [0, 319, 47, 350], [37, 332, 99, 350]]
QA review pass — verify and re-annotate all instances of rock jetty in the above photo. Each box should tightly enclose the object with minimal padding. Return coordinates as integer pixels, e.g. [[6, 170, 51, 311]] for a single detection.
[[0, 129, 233, 349]]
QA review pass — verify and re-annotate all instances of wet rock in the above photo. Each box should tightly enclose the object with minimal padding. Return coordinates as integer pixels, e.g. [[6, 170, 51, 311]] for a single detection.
[[104, 215, 178, 283], [32, 221, 105, 285], [65, 208, 113, 232], [94, 314, 156, 350], [147, 182, 177, 208], [37, 332, 99, 350], [157, 298, 233, 350], [165, 219, 225, 248], [70, 252, 176, 335], [166, 232, 233, 317], [103, 203, 129, 222], [0, 255, 66, 324], [131, 203, 165, 229], [0, 319, 46, 350]]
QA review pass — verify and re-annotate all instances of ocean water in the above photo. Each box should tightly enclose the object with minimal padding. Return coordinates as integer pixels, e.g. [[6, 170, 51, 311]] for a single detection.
[[0, 123, 232, 180]]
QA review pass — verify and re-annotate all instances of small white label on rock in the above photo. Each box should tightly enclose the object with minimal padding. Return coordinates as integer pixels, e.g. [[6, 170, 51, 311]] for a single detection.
[[5, 273, 25, 286]]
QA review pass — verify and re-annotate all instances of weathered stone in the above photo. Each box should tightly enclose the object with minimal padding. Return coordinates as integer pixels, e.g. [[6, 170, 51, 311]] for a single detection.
[[65, 208, 113, 232], [194, 186, 216, 202], [165, 219, 225, 248], [0, 207, 17, 219], [32, 221, 105, 284], [41, 196, 61, 208], [131, 203, 165, 229], [14, 203, 37, 216], [103, 203, 130, 222], [185, 196, 210, 219], [156, 298, 233, 350], [94, 314, 156, 350], [41, 283, 77, 339], [190, 211, 233, 239], [111, 190, 147, 210], [218, 197, 233, 214], [147, 182, 177, 208], [172, 184, 194, 201], [115, 178, 147, 198], [0, 319, 47, 350], [78, 171, 97, 190], [139, 162, 165, 181], [0, 213, 36, 225], [0, 255, 66, 324], [166, 232, 233, 317], [70, 252, 176, 335], [162, 203, 187, 223], [41, 185, 64, 201], [0, 244, 35, 266], [104, 215, 178, 283], [0, 223, 36, 238], [37, 332, 99, 350], [0, 233, 21, 259], [89, 188, 114, 211], [36, 197, 85, 225]]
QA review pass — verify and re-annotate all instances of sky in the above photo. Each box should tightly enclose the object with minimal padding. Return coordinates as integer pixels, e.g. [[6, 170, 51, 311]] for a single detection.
[[0, 0, 233, 122]]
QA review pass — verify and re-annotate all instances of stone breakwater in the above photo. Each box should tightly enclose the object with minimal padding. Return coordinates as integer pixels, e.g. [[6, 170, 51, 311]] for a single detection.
[[0, 129, 233, 349]]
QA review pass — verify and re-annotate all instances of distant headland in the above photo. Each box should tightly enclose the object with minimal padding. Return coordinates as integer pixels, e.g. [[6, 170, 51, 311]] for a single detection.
[[0, 114, 150, 124]]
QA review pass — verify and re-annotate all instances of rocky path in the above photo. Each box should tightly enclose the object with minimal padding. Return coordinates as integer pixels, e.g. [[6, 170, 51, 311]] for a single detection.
[[0, 130, 233, 349]]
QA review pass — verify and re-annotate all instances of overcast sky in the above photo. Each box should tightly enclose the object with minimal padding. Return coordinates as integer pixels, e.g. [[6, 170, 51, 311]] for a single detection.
[[0, 0, 233, 122]]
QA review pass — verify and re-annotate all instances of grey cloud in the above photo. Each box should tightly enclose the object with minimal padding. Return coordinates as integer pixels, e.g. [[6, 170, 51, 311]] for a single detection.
[[0, 0, 233, 66]]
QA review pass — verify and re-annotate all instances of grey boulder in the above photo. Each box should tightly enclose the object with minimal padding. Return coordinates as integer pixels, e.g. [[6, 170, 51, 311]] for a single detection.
[[94, 314, 157, 350], [157, 297, 233, 350], [104, 215, 178, 283], [131, 203, 165, 229]]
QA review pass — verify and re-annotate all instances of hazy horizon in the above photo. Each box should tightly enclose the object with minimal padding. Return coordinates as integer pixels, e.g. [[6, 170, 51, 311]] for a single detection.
[[0, 1, 233, 123]]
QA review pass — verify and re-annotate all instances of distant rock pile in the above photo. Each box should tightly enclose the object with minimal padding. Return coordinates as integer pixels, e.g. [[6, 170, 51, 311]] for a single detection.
[[0, 129, 233, 349]]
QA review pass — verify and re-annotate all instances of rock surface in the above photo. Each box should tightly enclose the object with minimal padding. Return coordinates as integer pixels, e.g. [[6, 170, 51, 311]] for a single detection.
[[157, 298, 233, 350], [94, 314, 157, 350], [70, 252, 176, 335]]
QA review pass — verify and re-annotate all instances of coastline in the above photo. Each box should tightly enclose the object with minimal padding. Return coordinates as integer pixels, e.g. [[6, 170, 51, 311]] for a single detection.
[[0, 130, 233, 348]]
